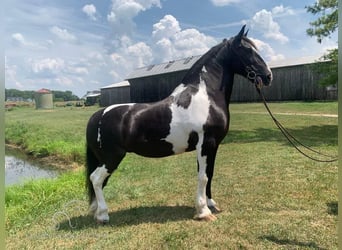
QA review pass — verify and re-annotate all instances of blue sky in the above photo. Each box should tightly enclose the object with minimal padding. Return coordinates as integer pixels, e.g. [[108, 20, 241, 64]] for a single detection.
[[5, 0, 338, 97]]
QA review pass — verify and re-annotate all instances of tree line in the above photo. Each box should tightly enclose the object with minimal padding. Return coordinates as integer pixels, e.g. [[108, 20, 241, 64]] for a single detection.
[[306, 0, 337, 87], [5, 89, 80, 102]]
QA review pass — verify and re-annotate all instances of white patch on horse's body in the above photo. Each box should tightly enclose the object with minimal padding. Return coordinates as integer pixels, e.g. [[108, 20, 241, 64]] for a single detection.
[[97, 103, 135, 147], [103, 103, 135, 116], [90, 166, 111, 222], [97, 126, 102, 148], [165, 80, 210, 154], [170, 84, 187, 99]]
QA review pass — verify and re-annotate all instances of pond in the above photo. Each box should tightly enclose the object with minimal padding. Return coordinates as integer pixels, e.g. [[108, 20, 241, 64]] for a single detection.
[[5, 147, 60, 186]]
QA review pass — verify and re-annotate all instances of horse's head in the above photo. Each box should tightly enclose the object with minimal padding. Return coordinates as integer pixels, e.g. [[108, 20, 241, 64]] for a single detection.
[[226, 25, 273, 87]]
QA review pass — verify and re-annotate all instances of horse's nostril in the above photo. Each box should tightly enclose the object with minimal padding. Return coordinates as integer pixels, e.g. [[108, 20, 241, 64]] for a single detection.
[[267, 74, 272, 81]]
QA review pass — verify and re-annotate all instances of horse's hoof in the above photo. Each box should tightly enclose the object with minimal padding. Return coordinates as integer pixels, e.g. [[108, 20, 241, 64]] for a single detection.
[[209, 205, 222, 214], [194, 213, 217, 222]]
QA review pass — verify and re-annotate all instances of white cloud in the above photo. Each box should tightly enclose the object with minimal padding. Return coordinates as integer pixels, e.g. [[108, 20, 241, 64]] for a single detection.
[[11, 33, 47, 50], [251, 9, 289, 44], [82, 4, 97, 20], [271, 5, 294, 16], [210, 0, 241, 6], [55, 76, 74, 87], [54, 76, 84, 88], [50, 26, 77, 42], [107, 0, 161, 36], [5, 63, 24, 89], [152, 15, 217, 61], [152, 14, 181, 40], [11, 33, 26, 46], [127, 42, 153, 67], [109, 36, 153, 78], [66, 66, 89, 75], [251, 38, 285, 62], [31, 58, 65, 74]]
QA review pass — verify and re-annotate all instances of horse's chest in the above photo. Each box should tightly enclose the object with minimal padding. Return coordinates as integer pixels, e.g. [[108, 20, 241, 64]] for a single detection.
[[165, 85, 211, 154]]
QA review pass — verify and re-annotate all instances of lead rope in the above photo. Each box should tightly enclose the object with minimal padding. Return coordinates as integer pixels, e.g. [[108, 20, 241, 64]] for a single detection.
[[255, 85, 338, 163]]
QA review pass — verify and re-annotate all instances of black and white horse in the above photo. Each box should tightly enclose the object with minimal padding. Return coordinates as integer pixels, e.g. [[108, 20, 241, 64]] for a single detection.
[[86, 25, 272, 223]]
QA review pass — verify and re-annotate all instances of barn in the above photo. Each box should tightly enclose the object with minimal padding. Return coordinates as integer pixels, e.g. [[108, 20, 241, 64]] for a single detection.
[[126, 56, 201, 103], [126, 56, 337, 103], [82, 90, 101, 106], [232, 59, 337, 102], [100, 80, 130, 107]]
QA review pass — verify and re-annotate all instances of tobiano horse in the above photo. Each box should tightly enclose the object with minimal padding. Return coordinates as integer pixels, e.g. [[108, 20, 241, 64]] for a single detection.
[[86, 25, 272, 223]]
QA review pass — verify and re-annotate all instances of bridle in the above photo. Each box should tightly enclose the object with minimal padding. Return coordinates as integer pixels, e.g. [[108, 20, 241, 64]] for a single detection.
[[229, 41, 264, 89], [255, 79, 337, 163], [232, 41, 337, 163]]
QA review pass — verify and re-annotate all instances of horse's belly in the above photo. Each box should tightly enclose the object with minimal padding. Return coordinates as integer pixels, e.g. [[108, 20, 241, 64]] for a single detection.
[[128, 140, 177, 158]]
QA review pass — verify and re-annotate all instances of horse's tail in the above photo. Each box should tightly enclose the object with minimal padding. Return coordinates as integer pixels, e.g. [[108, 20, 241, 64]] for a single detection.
[[86, 143, 99, 204]]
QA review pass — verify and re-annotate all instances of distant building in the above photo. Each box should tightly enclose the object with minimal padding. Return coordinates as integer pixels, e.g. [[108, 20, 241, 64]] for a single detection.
[[82, 90, 101, 106], [100, 81, 130, 107], [35, 88, 53, 109]]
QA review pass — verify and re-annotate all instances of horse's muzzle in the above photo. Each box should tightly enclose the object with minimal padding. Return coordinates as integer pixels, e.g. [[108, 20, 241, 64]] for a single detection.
[[261, 73, 272, 86]]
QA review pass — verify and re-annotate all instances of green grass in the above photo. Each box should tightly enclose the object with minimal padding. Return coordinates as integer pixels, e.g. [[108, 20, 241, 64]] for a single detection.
[[5, 106, 98, 164], [5, 102, 338, 249]]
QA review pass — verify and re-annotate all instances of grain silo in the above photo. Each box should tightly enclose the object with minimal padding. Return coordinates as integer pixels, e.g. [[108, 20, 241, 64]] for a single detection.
[[35, 88, 53, 109]]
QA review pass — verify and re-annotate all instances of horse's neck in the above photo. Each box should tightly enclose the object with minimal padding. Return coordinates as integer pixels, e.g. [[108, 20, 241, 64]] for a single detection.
[[221, 70, 234, 106], [201, 62, 234, 108]]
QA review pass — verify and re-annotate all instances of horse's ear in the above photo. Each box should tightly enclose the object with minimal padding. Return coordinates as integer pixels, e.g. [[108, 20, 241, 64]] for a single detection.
[[244, 29, 249, 37], [234, 25, 246, 45]]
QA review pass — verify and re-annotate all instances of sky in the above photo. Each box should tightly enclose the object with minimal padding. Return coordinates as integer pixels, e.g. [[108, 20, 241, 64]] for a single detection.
[[5, 0, 338, 98]]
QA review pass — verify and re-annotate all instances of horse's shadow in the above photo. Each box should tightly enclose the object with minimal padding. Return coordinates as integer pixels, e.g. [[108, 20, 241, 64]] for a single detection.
[[259, 235, 327, 250], [56, 205, 194, 231]]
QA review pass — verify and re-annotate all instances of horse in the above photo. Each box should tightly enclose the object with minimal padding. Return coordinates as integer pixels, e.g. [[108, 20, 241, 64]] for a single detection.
[[86, 25, 273, 223]]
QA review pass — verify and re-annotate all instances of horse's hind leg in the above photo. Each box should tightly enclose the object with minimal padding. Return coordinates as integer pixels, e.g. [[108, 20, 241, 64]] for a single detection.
[[90, 166, 110, 223], [90, 149, 126, 223]]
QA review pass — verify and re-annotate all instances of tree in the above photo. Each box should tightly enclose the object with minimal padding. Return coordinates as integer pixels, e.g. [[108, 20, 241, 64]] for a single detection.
[[306, 0, 338, 86]]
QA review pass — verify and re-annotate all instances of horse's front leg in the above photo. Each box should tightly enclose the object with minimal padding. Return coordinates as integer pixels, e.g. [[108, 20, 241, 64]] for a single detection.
[[194, 136, 218, 221], [205, 146, 221, 214]]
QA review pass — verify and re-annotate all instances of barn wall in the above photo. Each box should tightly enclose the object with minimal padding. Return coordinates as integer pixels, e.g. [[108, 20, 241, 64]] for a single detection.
[[128, 62, 336, 103], [129, 70, 188, 103], [231, 63, 333, 102], [100, 86, 130, 107]]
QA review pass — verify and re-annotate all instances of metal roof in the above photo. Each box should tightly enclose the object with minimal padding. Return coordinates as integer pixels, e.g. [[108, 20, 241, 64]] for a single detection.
[[101, 80, 130, 89], [268, 55, 322, 68], [126, 54, 324, 80], [81, 90, 100, 99], [126, 55, 201, 79]]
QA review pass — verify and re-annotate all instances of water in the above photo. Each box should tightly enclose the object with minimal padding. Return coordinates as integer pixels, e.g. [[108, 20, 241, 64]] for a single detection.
[[5, 148, 59, 186]]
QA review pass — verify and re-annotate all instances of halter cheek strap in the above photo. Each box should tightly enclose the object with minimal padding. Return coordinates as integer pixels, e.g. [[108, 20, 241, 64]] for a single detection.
[[229, 43, 260, 88]]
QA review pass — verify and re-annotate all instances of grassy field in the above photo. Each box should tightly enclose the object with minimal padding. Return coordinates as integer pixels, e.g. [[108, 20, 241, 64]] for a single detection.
[[5, 102, 338, 249]]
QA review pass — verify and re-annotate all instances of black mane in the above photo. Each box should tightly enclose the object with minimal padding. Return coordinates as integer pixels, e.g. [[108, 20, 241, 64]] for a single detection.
[[181, 35, 258, 86], [182, 40, 229, 85], [242, 36, 257, 50]]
